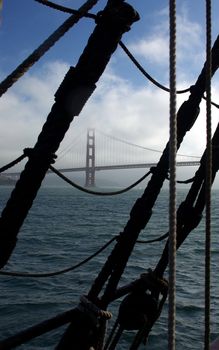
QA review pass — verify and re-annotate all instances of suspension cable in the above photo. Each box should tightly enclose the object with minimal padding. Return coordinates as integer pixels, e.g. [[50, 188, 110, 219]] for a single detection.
[[96, 129, 201, 158], [0, 229, 169, 278], [0, 236, 117, 278], [0, 0, 99, 98], [119, 41, 189, 94], [204, 0, 212, 349], [168, 1, 177, 349], [49, 165, 152, 196]]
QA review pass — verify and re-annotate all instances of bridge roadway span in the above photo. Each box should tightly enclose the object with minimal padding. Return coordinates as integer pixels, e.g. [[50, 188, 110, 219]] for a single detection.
[[54, 161, 200, 173], [5, 161, 200, 177]]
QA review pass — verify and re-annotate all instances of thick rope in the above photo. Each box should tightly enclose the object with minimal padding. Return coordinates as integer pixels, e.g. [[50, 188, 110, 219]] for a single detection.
[[0, 0, 99, 98], [168, 1, 177, 349], [49, 165, 152, 196], [204, 1, 212, 349]]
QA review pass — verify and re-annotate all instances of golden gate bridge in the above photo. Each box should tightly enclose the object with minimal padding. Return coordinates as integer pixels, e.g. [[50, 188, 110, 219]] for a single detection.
[[55, 128, 200, 187], [5, 128, 200, 187]]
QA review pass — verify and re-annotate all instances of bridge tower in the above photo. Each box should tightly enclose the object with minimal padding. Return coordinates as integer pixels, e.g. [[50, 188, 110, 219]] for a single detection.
[[85, 128, 95, 187]]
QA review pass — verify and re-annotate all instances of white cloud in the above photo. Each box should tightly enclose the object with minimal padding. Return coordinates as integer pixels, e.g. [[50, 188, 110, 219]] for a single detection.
[[129, 6, 204, 78], [0, 61, 68, 165]]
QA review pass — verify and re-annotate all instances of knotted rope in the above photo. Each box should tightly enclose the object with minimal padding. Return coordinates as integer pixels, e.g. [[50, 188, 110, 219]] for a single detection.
[[79, 295, 112, 320]]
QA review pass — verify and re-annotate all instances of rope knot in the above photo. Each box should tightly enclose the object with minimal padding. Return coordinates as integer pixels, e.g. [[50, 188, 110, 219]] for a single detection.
[[150, 166, 157, 174], [114, 270, 169, 347], [95, 1, 139, 32], [117, 290, 158, 331], [78, 295, 112, 320], [140, 269, 168, 295], [23, 148, 57, 164], [23, 148, 33, 157]]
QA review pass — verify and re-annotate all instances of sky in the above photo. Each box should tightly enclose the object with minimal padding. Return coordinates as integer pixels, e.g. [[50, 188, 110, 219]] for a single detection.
[[1, 0, 219, 187]]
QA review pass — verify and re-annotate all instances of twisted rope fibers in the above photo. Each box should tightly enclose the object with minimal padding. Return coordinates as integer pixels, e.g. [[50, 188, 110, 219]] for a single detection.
[[168, 0, 177, 349]]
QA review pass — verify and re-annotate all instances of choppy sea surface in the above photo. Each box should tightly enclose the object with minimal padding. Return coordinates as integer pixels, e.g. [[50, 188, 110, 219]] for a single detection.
[[0, 186, 218, 349]]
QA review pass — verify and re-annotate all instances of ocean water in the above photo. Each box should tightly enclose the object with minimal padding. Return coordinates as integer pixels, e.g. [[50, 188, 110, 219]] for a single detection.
[[0, 186, 218, 349]]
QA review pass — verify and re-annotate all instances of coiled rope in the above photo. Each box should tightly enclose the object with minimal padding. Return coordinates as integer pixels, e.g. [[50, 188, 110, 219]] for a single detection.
[[168, 1, 177, 349], [0, 0, 100, 98]]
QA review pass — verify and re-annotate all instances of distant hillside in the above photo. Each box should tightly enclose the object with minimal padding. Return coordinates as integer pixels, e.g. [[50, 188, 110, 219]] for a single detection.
[[0, 175, 16, 186]]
